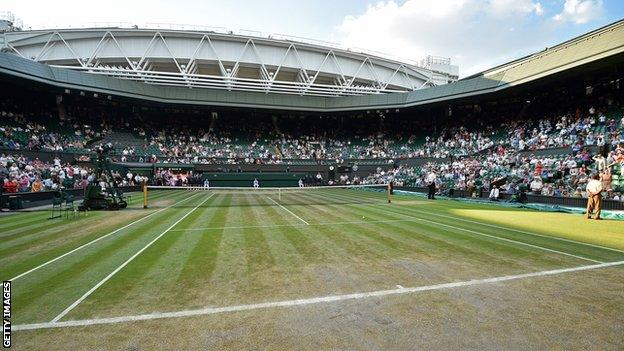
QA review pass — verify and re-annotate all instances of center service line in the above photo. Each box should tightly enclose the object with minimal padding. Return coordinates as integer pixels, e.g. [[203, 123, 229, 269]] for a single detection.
[[50, 193, 215, 323], [267, 196, 309, 225]]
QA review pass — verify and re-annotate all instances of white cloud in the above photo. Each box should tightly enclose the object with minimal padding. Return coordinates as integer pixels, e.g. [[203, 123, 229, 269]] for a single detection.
[[553, 0, 604, 24], [486, 0, 544, 18], [335, 0, 551, 77]]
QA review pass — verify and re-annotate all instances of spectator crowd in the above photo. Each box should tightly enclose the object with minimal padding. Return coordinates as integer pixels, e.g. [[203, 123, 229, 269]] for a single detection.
[[0, 154, 92, 193], [2, 81, 624, 203]]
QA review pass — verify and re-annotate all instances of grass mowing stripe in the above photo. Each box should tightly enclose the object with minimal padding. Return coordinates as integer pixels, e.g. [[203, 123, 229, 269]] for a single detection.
[[412, 207, 624, 255], [333, 191, 604, 262], [243, 192, 584, 263], [13, 259, 624, 331], [317, 201, 576, 270], [167, 217, 524, 262], [287, 200, 386, 261], [241, 194, 276, 275], [0, 211, 137, 254], [9, 196, 202, 322], [0, 191, 164, 234], [260, 193, 379, 257], [301, 202, 430, 257], [166, 220, 423, 231], [9, 192, 203, 282], [308, 196, 535, 263], [0, 191, 193, 279], [139, 194, 231, 310], [0, 198, 193, 281], [174, 194, 232, 288], [252, 196, 314, 269], [68, 193, 226, 318], [340, 198, 604, 264], [391, 194, 624, 253], [167, 215, 616, 253], [0, 214, 108, 250], [257, 197, 327, 263], [319, 191, 605, 264], [363, 198, 624, 262], [50, 193, 214, 323], [1, 190, 176, 251], [206, 196, 251, 300], [257, 190, 349, 264], [11, 207, 196, 323], [0, 209, 74, 229]]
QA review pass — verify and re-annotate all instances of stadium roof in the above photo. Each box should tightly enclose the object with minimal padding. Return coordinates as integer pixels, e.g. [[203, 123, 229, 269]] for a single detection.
[[1, 19, 623, 112], [2, 27, 458, 96]]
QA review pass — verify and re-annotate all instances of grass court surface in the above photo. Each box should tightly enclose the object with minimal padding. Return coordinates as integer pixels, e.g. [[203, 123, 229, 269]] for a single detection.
[[2, 187, 624, 350]]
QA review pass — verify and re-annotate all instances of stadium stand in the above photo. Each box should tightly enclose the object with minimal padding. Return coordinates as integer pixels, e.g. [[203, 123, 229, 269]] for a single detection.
[[1, 20, 623, 206], [1, 81, 623, 201]]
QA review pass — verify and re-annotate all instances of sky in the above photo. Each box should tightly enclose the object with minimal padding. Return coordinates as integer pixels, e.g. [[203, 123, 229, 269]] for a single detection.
[[2, 0, 623, 77]]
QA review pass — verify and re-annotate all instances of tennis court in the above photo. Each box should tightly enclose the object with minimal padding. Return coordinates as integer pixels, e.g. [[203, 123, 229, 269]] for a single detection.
[[2, 186, 624, 350]]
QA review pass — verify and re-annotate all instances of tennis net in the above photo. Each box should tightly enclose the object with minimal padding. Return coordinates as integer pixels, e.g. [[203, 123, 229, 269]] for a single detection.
[[143, 184, 391, 208]]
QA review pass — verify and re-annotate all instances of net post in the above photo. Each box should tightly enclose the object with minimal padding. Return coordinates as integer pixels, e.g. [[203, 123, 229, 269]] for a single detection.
[[143, 182, 148, 209], [387, 183, 392, 203], [279, 188, 281, 201]]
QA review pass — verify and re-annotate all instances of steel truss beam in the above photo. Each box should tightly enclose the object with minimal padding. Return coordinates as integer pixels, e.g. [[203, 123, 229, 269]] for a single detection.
[[7, 29, 454, 96]]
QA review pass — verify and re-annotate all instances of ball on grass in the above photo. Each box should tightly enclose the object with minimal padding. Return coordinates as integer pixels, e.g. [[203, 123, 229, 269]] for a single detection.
[[362, 216, 366, 219]]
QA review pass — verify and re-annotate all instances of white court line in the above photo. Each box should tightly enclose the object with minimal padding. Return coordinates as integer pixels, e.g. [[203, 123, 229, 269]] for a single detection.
[[14, 259, 624, 331], [9, 192, 203, 281], [168, 218, 418, 231], [410, 208, 624, 255], [267, 196, 309, 225], [360, 204, 604, 264], [50, 193, 215, 323]]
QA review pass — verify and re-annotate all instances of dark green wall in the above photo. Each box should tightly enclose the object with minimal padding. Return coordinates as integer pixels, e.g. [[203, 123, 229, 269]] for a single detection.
[[203, 172, 306, 187]]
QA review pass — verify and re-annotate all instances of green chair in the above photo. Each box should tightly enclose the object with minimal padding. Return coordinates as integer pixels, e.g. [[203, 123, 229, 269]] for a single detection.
[[49, 195, 63, 219]]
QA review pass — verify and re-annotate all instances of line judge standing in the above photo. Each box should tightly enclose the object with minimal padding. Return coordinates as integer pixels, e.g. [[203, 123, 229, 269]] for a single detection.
[[585, 174, 603, 220], [427, 171, 437, 200]]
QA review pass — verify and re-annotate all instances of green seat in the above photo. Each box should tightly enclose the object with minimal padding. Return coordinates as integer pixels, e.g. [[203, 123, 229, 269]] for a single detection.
[[65, 194, 75, 207], [52, 197, 63, 206]]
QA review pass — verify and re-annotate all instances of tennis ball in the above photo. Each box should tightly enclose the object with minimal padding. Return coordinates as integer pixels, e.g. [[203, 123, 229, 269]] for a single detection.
[[362, 216, 366, 219]]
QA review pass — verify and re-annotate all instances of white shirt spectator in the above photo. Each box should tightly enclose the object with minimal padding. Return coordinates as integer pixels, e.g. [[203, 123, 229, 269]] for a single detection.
[[592, 155, 606, 171], [586, 179, 603, 196], [489, 187, 500, 200], [426, 172, 437, 183], [530, 178, 543, 193]]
